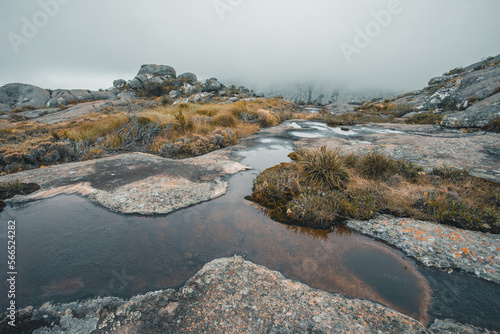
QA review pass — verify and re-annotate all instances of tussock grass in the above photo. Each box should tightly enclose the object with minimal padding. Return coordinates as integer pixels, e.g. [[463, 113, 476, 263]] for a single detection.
[[0, 98, 299, 174], [295, 146, 349, 190], [249, 147, 500, 233]]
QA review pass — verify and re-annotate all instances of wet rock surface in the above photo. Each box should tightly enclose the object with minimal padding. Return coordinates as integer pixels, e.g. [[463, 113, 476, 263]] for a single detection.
[[347, 216, 500, 284], [0, 151, 247, 215], [2, 257, 492, 334], [287, 121, 500, 182]]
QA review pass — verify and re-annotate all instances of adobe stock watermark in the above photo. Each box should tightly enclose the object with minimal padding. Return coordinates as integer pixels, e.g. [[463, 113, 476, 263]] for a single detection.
[[97, 268, 135, 298], [7, 0, 73, 54], [213, 0, 244, 21], [340, 0, 413, 64]]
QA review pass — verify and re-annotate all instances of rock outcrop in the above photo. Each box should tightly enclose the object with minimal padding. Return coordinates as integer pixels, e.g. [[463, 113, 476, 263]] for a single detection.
[[1, 256, 488, 333], [389, 54, 500, 129], [0, 83, 51, 111], [0, 64, 260, 115], [178, 72, 197, 83]]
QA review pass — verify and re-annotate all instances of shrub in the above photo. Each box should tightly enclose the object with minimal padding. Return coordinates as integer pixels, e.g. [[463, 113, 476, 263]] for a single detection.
[[432, 165, 469, 182], [249, 163, 301, 210], [211, 112, 238, 127], [395, 159, 423, 182], [405, 112, 443, 125], [343, 153, 359, 167], [445, 67, 465, 76], [483, 118, 500, 133], [326, 113, 360, 126], [160, 129, 238, 158], [0, 181, 41, 211], [296, 146, 349, 190], [422, 192, 499, 233], [359, 151, 397, 180], [248, 149, 500, 233]]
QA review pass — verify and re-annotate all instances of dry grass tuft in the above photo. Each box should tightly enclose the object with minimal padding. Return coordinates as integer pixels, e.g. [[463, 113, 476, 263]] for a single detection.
[[249, 148, 500, 233]]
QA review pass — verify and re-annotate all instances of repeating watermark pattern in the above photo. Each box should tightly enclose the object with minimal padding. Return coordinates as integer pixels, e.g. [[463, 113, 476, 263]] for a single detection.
[[7, 0, 73, 54], [97, 268, 135, 298], [340, 0, 413, 64], [213, 0, 244, 21], [6, 220, 17, 327]]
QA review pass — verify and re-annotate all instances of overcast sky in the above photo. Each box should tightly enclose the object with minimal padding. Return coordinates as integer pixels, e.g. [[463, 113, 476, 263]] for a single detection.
[[1, 0, 499, 92]]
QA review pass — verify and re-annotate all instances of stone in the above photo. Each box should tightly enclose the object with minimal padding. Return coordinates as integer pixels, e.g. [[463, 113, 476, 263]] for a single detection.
[[428, 75, 453, 86], [0, 83, 51, 110], [169, 90, 180, 99], [203, 78, 223, 92], [89, 91, 117, 101], [451, 66, 500, 108], [178, 72, 198, 83], [191, 92, 214, 103], [69, 90, 94, 102], [113, 79, 126, 89], [137, 64, 176, 78], [144, 77, 166, 92], [127, 77, 143, 90], [182, 83, 197, 95], [441, 93, 500, 129], [2, 257, 435, 333]]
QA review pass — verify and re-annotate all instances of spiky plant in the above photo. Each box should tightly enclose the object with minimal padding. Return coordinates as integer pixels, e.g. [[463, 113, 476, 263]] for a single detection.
[[359, 151, 397, 180], [295, 146, 349, 190]]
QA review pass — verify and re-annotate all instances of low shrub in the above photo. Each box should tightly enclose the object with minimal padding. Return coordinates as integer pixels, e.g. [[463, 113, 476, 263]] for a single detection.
[[358, 151, 397, 180], [432, 165, 469, 182], [248, 147, 500, 233], [483, 118, 500, 133], [405, 112, 444, 125], [296, 146, 349, 190]]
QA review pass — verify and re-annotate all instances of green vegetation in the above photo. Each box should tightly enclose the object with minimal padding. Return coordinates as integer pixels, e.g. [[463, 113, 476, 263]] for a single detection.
[[248, 146, 500, 233]]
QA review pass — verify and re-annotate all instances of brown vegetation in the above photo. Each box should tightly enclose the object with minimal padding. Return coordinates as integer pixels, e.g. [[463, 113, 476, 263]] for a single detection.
[[248, 147, 500, 233], [0, 98, 300, 174]]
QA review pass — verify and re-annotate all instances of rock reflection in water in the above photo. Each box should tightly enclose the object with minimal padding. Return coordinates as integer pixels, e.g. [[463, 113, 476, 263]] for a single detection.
[[0, 171, 430, 324]]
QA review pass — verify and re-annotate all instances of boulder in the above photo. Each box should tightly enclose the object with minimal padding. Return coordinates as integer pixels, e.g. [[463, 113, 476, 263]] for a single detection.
[[47, 90, 74, 107], [127, 77, 144, 90], [169, 90, 180, 99], [451, 66, 500, 109], [191, 92, 214, 103], [137, 64, 176, 78], [203, 78, 223, 92], [428, 75, 454, 86], [182, 83, 197, 95], [0, 83, 50, 110], [69, 89, 94, 102], [47, 89, 116, 107], [441, 93, 500, 128], [178, 72, 198, 83], [113, 79, 126, 89], [89, 91, 117, 101]]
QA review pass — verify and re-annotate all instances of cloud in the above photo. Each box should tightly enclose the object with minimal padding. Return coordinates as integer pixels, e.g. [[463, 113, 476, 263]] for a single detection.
[[0, 0, 499, 91]]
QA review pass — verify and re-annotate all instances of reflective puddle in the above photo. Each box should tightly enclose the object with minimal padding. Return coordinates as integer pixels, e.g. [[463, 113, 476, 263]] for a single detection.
[[287, 121, 403, 139], [0, 127, 499, 330]]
